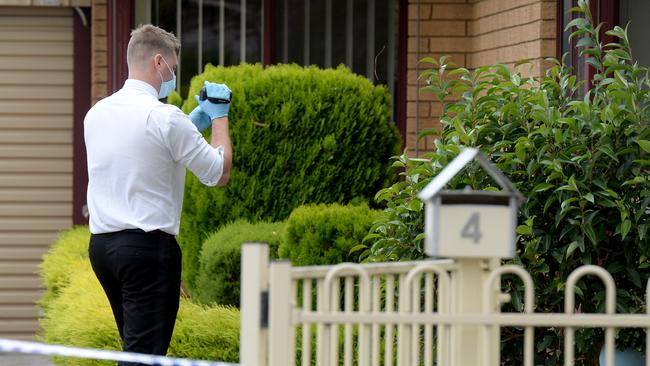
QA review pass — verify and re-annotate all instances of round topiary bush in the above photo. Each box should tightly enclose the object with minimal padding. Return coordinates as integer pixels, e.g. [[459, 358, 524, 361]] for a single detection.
[[195, 220, 284, 306], [278, 203, 382, 266], [179, 63, 401, 290]]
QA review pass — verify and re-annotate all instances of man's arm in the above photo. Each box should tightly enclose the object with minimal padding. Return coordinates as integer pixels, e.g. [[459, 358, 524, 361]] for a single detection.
[[211, 117, 231, 185]]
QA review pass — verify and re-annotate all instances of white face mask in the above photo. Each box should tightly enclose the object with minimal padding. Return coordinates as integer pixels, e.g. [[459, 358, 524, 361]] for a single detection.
[[158, 56, 176, 99]]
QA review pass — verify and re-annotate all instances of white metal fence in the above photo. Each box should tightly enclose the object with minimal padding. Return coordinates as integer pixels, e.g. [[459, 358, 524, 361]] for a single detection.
[[240, 243, 650, 366]]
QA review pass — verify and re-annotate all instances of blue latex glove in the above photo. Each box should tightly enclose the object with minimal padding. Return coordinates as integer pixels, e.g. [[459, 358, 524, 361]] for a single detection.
[[194, 81, 231, 120], [188, 106, 212, 132]]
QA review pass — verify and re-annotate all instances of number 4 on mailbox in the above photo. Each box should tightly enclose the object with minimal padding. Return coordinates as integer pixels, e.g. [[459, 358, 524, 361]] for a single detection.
[[417, 148, 524, 259]]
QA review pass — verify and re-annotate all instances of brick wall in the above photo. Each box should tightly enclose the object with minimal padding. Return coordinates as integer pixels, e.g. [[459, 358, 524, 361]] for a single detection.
[[91, 0, 107, 105], [469, 0, 556, 78], [406, 0, 557, 155]]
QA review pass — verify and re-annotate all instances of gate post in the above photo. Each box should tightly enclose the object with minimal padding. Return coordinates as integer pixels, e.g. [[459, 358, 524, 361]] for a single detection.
[[450, 258, 500, 366], [268, 261, 293, 366], [241, 243, 270, 366], [418, 149, 525, 366]]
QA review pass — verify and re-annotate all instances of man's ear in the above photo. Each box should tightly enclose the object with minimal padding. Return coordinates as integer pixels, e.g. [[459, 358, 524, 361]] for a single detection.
[[152, 53, 163, 70]]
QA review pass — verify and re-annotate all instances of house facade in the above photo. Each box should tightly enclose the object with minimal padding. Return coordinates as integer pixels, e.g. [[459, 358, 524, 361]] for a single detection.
[[0, 0, 647, 340]]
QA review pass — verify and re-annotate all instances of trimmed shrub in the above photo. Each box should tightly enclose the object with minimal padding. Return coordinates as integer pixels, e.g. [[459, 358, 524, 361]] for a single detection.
[[39, 226, 90, 310], [166, 90, 183, 108], [40, 244, 240, 365], [178, 63, 401, 290], [168, 301, 239, 362], [41, 269, 240, 365], [195, 220, 284, 306], [40, 266, 122, 366], [278, 203, 382, 266], [364, 3, 649, 363]]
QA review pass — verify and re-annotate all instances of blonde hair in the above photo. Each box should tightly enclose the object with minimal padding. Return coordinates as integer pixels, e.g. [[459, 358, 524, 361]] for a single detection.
[[126, 24, 180, 68]]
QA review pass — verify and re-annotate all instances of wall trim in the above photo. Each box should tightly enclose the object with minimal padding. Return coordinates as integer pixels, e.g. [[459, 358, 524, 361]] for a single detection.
[[73, 6, 91, 225]]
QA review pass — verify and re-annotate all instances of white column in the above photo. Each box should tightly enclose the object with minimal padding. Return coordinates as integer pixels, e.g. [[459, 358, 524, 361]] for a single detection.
[[240, 243, 270, 366]]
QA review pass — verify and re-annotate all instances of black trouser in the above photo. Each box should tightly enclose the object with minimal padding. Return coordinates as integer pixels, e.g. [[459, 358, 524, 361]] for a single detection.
[[88, 229, 182, 366]]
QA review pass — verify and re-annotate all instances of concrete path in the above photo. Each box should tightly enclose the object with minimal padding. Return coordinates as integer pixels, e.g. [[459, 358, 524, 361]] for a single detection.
[[0, 353, 55, 366]]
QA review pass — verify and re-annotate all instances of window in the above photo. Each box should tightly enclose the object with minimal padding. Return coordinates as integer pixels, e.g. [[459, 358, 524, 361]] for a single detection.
[[559, 0, 650, 90], [619, 0, 650, 68], [137, 0, 263, 97], [136, 0, 400, 108], [271, 0, 398, 96]]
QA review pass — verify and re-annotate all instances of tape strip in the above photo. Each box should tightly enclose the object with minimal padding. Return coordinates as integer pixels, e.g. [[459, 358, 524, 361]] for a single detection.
[[0, 338, 239, 366]]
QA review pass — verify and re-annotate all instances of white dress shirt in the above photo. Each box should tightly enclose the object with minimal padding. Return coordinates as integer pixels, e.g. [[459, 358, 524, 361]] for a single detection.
[[84, 79, 224, 235]]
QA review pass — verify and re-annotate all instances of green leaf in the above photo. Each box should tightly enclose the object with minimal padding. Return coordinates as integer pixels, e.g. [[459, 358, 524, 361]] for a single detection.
[[585, 57, 602, 71], [596, 197, 617, 208], [517, 225, 532, 235], [565, 17, 589, 31], [566, 241, 580, 258], [348, 244, 367, 255], [626, 268, 642, 288], [576, 36, 596, 48], [533, 183, 555, 192], [583, 192, 595, 203], [598, 145, 619, 162], [622, 176, 646, 186], [583, 223, 597, 245], [636, 140, 650, 153], [408, 199, 423, 212], [418, 57, 439, 66], [620, 219, 632, 239]]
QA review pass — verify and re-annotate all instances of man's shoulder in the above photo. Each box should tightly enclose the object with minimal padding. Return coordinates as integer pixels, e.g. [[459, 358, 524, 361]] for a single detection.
[[150, 103, 186, 122]]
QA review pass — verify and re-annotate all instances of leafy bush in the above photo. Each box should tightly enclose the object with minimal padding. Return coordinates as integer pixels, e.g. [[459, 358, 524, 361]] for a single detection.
[[39, 226, 90, 310], [195, 220, 284, 306], [39, 228, 240, 365], [278, 203, 382, 266], [363, 1, 649, 364], [178, 63, 401, 290], [166, 90, 183, 108]]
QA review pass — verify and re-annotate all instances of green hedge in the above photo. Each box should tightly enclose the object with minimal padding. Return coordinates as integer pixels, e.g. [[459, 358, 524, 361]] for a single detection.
[[195, 220, 284, 306], [179, 63, 401, 290], [278, 203, 381, 266], [39, 227, 240, 365], [39, 226, 90, 310]]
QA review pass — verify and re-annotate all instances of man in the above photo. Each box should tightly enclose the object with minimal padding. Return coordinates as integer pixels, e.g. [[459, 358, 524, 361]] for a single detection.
[[84, 24, 231, 364]]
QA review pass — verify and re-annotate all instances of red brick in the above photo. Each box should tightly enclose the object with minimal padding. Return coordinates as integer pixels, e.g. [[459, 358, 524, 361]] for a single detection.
[[540, 1, 556, 19], [92, 83, 108, 100], [93, 51, 107, 67], [409, 4, 432, 20], [92, 67, 107, 84], [473, 0, 539, 19], [468, 39, 553, 68], [429, 36, 471, 52], [472, 20, 549, 52], [411, 20, 467, 36], [93, 20, 107, 36], [408, 37, 430, 53], [469, 3, 544, 36], [92, 5, 106, 20], [431, 4, 472, 20], [419, 0, 469, 3], [406, 133, 429, 153], [407, 86, 439, 102], [407, 101, 431, 117], [93, 35, 107, 52]]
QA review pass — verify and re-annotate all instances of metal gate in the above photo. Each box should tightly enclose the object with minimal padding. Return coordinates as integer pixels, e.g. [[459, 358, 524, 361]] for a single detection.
[[240, 243, 650, 366]]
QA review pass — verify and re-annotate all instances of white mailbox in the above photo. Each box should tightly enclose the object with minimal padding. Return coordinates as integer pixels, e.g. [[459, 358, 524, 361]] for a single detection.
[[418, 148, 524, 259]]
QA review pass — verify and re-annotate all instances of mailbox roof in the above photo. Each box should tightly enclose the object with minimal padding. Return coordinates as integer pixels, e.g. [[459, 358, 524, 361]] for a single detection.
[[418, 148, 524, 202]]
